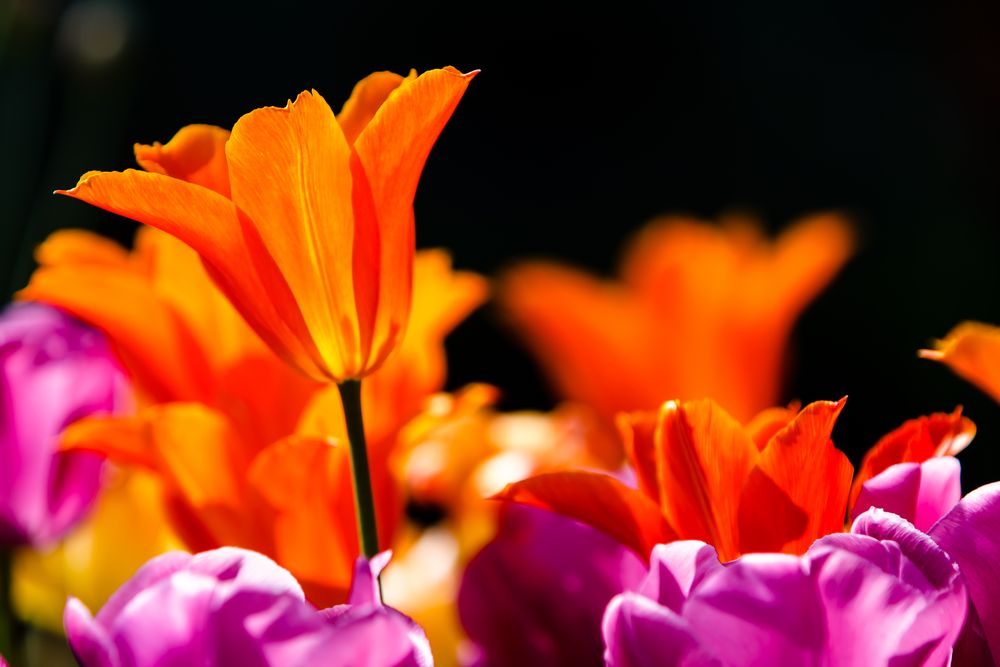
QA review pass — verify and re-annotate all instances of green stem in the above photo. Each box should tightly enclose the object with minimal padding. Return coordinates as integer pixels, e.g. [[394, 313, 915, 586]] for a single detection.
[[337, 380, 380, 564], [0, 548, 15, 662]]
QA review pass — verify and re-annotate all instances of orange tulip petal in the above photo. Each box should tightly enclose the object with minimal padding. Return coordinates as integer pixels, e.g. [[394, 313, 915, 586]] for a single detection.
[[336, 71, 410, 145], [500, 263, 660, 420], [739, 398, 852, 555], [920, 321, 1000, 405], [617, 410, 661, 503], [354, 67, 478, 371], [61, 405, 267, 553], [743, 404, 799, 451], [493, 471, 677, 560], [655, 399, 759, 561], [34, 229, 129, 266], [60, 415, 157, 469], [247, 436, 357, 600], [134, 124, 232, 197], [19, 231, 214, 403], [849, 408, 975, 511], [226, 90, 365, 378], [56, 169, 326, 381]]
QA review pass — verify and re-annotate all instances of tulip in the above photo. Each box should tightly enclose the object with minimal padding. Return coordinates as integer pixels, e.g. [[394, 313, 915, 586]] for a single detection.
[[56, 68, 476, 385], [458, 506, 646, 667], [0, 302, 127, 547], [604, 509, 967, 667], [496, 399, 973, 564], [500, 214, 853, 426], [64, 547, 432, 667]]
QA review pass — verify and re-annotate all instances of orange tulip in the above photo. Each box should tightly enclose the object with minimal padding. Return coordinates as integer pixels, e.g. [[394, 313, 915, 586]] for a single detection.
[[500, 213, 853, 425], [920, 321, 1000, 404], [496, 398, 973, 562], [56, 67, 477, 383]]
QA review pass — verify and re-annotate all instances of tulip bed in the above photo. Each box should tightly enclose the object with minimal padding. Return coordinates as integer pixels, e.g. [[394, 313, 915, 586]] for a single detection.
[[1, 67, 999, 667]]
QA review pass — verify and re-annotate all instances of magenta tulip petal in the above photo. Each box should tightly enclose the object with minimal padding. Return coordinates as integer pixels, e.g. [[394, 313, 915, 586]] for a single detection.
[[300, 606, 433, 667], [930, 482, 1000, 665], [0, 302, 128, 546], [94, 551, 193, 627], [914, 458, 962, 532], [66, 546, 433, 667], [852, 459, 961, 532], [349, 550, 392, 607], [603, 593, 721, 667], [459, 505, 646, 667], [639, 542, 724, 613], [605, 522, 966, 667], [64, 597, 119, 667], [683, 553, 826, 663]]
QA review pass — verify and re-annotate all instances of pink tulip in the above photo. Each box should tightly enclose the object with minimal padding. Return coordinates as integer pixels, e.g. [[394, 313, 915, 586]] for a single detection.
[[64, 547, 432, 667], [604, 509, 966, 666], [0, 303, 128, 546]]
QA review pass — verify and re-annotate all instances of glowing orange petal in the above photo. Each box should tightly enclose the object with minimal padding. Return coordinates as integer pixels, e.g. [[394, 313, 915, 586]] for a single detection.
[[848, 408, 975, 512], [60, 416, 157, 469], [500, 263, 660, 421], [354, 67, 478, 372], [617, 410, 661, 502], [744, 404, 799, 451], [493, 471, 677, 560], [61, 405, 267, 553], [226, 90, 366, 379], [133, 124, 232, 197], [336, 71, 409, 145], [19, 231, 214, 403], [739, 398, 852, 555], [247, 436, 357, 604], [921, 321, 1000, 405], [56, 169, 325, 381], [654, 399, 759, 561]]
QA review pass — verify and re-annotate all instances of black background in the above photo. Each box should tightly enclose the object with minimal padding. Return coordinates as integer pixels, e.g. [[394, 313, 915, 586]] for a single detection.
[[3, 0, 1000, 490]]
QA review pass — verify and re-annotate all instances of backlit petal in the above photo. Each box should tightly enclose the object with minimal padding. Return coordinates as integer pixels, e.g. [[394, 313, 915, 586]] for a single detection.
[[653, 400, 759, 561], [247, 436, 357, 606], [739, 398, 852, 554], [336, 71, 410, 145], [226, 91, 363, 379], [920, 321, 1000, 405], [134, 124, 232, 197], [56, 169, 325, 381]]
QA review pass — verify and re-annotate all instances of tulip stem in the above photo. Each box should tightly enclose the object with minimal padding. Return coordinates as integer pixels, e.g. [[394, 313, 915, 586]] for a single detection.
[[0, 548, 17, 662], [338, 379, 381, 566]]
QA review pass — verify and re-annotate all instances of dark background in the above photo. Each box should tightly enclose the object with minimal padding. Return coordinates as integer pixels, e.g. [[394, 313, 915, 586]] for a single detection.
[[3, 0, 1000, 489]]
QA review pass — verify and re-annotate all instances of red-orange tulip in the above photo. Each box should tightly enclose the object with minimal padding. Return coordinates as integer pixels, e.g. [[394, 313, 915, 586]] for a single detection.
[[57, 67, 476, 383], [496, 398, 973, 562]]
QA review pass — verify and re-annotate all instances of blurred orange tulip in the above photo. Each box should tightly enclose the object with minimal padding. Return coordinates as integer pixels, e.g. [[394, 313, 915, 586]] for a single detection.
[[501, 214, 854, 425], [56, 67, 476, 383]]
